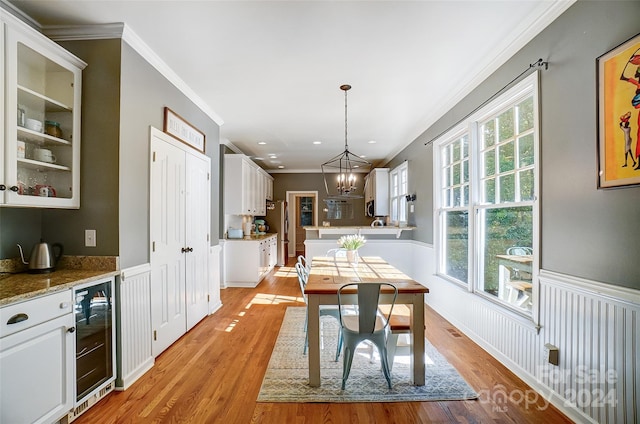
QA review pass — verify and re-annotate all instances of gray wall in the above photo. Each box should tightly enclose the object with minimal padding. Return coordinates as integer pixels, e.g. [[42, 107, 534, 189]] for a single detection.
[[118, 42, 220, 268], [271, 173, 371, 227], [387, 0, 640, 289]]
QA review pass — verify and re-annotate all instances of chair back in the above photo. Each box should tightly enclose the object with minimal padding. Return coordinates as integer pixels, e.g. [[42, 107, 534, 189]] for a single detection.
[[295, 262, 308, 303], [326, 248, 347, 258], [507, 246, 533, 255], [337, 283, 398, 334], [297, 255, 310, 273]]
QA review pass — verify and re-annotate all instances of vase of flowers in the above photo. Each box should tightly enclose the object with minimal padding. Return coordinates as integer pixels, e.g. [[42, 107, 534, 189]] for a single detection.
[[337, 234, 366, 266]]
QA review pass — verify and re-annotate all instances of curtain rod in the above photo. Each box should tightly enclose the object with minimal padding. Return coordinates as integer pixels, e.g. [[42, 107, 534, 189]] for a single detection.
[[424, 58, 548, 146]]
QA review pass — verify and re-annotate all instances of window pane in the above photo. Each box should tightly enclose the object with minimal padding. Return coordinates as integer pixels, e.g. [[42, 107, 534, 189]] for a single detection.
[[443, 188, 451, 207], [518, 134, 534, 167], [499, 173, 515, 203], [499, 141, 515, 173], [463, 159, 469, 183], [483, 150, 495, 177], [463, 185, 469, 206], [461, 135, 469, 159], [498, 109, 514, 142], [452, 163, 461, 185], [519, 169, 534, 201], [400, 201, 407, 222], [442, 145, 450, 166], [453, 187, 461, 206], [484, 177, 495, 204], [483, 120, 495, 148], [391, 198, 398, 221], [444, 211, 468, 283], [453, 141, 461, 162], [444, 167, 451, 188], [517, 97, 534, 133], [479, 207, 533, 312]]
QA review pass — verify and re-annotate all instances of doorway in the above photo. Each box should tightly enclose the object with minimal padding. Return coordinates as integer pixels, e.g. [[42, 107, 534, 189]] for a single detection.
[[286, 191, 318, 259]]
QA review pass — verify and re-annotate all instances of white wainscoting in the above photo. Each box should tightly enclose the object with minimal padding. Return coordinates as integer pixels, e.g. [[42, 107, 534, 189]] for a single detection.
[[209, 244, 222, 314], [117, 264, 154, 390], [304, 239, 415, 274], [409, 242, 639, 424]]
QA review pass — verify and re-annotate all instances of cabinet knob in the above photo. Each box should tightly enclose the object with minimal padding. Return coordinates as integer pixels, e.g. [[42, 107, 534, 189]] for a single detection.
[[0, 185, 5, 191], [181, 247, 188, 253], [9, 186, 19, 192]]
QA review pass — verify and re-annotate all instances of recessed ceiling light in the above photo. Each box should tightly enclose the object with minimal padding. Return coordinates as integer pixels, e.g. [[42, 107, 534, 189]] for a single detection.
[[368, 140, 377, 144], [360, 155, 367, 158], [258, 141, 267, 145], [278, 165, 285, 169], [269, 154, 277, 159], [313, 141, 322, 145], [254, 157, 264, 160], [353, 165, 360, 168]]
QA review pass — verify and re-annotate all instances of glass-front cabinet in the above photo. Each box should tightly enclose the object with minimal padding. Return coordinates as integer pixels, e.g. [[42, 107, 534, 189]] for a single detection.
[[1, 14, 86, 208]]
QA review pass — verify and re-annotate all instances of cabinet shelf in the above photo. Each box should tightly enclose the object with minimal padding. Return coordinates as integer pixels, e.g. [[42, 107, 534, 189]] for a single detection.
[[18, 158, 71, 172], [17, 127, 72, 146], [18, 84, 73, 112]]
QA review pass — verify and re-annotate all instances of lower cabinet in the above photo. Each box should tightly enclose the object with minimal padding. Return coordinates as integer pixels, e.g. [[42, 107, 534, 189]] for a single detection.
[[0, 290, 74, 424], [225, 235, 277, 287]]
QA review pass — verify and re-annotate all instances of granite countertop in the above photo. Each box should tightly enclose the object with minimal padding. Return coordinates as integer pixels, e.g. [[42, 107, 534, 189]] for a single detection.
[[0, 256, 120, 306], [225, 233, 277, 241]]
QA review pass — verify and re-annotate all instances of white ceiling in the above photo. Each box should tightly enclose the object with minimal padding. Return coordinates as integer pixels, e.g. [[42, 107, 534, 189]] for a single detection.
[[6, 0, 572, 172]]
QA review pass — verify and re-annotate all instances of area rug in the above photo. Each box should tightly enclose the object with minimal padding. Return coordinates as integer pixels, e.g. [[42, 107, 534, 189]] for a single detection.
[[257, 307, 478, 402]]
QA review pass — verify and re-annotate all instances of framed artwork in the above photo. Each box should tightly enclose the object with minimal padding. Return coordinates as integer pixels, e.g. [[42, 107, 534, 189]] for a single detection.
[[597, 33, 640, 188], [163, 107, 206, 153]]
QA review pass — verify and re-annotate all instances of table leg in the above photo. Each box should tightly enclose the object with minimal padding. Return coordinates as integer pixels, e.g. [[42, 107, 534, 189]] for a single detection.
[[411, 294, 425, 386], [308, 294, 321, 387]]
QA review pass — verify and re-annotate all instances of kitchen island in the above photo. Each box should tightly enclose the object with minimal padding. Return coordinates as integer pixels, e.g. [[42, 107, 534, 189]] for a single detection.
[[304, 225, 415, 239]]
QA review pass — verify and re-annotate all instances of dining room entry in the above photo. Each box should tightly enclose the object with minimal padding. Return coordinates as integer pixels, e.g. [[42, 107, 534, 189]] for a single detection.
[[287, 191, 318, 259]]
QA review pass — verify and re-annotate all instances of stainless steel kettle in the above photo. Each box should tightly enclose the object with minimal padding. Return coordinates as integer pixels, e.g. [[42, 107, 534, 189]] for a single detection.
[[17, 240, 64, 273]]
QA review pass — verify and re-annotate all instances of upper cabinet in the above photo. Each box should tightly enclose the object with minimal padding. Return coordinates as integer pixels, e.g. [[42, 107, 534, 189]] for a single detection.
[[1, 14, 86, 208], [364, 168, 389, 216], [224, 154, 273, 216]]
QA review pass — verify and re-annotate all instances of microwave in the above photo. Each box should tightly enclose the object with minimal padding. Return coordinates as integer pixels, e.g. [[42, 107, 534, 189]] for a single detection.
[[366, 200, 375, 217]]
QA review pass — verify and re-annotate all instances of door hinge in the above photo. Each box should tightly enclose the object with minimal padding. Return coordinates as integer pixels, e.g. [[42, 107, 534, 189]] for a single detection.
[[207, 172, 210, 181], [153, 151, 156, 162], [153, 330, 157, 341], [207, 234, 210, 242], [207, 294, 210, 302], [152, 241, 155, 252]]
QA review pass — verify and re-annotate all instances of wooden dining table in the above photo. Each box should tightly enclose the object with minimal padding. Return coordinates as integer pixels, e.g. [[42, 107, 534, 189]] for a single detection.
[[304, 255, 430, 387]]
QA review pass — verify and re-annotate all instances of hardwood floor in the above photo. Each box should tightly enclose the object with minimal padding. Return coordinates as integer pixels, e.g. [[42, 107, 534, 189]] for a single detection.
[[74, 259, 572, 424]]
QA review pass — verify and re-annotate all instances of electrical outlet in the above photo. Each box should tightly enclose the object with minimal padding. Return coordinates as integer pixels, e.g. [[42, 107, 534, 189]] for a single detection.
[[85, 229, 96, 247]]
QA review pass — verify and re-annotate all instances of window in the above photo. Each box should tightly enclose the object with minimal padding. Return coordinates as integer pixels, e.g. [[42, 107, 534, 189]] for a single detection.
[[435, 73, 538, 315], [389, 162, 408, 225]]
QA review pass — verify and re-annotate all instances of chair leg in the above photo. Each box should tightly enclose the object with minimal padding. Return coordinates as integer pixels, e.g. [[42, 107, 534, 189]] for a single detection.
[[378, 344, 392, 389], [386, 333, 399, 372], [341, 345, 355, 390], [335, 329, 343, 362]]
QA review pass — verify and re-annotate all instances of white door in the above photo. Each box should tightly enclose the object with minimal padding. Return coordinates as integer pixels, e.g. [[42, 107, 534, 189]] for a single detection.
[[185, 152, 210, 330], [150, 134, 187, 357]]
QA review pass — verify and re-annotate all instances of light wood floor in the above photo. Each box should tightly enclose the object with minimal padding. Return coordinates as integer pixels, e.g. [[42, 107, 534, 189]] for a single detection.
[[75, 259, 571, 423]]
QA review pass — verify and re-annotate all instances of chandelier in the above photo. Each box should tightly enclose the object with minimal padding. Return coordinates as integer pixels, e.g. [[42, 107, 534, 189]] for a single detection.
[[321, 84, 372, 198]]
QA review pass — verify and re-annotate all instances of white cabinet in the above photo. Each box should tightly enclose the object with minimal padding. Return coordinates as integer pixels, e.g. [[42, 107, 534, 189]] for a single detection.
[[364, 168, 389, 216], [1, 13, 86, 208], [224, 154, 273, 216], [224, 234, 277, 287], [150, 128, 211, 357], [0, 289, 74, 424]]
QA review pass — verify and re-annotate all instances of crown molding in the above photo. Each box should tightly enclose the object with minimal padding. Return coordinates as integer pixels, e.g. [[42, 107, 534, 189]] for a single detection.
[[43, 23, 224, 126]]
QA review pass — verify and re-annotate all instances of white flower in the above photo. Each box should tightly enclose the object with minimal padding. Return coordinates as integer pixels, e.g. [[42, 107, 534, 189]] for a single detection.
[[337, 234, 366, 250]]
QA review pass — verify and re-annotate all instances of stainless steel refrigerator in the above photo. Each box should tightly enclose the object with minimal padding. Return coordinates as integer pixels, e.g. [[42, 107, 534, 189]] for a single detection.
[[266, 200, 288, 266]]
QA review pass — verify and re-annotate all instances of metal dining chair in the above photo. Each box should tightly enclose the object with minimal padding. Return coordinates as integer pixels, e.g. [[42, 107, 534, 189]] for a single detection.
[[295, 262, 343, 361], [337, 282, 398, 390], [297, 255, 311, 275]]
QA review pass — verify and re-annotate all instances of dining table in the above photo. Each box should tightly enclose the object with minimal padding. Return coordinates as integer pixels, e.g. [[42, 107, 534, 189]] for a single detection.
[[304, 255, 430, 387]]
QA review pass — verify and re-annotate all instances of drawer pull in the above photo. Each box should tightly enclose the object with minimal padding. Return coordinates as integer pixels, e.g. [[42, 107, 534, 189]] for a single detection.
[[60, 302, 70, 309], [7, 313, 28, 324]]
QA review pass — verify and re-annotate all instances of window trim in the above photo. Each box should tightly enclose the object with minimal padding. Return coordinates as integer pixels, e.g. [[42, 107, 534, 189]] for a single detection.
[[389, 161, 409, 226], [433, 72, 540, 322]]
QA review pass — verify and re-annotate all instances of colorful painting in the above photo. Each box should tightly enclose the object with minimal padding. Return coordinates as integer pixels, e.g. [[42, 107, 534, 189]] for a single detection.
[[597, 33, 640, 188]]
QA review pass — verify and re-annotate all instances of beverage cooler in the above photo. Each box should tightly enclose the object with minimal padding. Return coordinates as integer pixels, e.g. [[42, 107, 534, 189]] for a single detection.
[[73, 278, 116, 406]]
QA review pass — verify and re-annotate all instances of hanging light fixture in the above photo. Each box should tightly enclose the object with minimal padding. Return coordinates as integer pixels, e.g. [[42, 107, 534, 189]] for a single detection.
[[322, 84, 372, 198]]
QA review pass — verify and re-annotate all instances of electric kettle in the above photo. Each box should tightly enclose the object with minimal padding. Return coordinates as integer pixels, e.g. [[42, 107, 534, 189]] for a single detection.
[[17, 240, 64, 273]]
